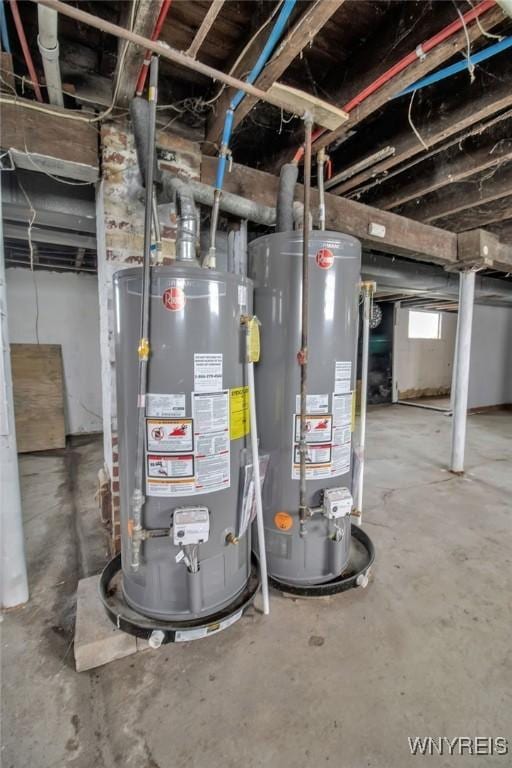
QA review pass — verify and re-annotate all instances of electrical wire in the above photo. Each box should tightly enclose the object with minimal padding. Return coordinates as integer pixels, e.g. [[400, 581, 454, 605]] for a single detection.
[[15, 177, 40, 343]]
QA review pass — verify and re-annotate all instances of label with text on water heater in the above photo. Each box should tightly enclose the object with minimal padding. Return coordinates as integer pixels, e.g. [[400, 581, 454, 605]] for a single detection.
[[295, 393, 329, 414], [194, 353, 223, 393], [146, 393, 186, 418], [334, 361, 352, 394], [147, 454, 194, 479], [174, 608, 244, 642], [192, 391, 230, 493], [332, 392, 353, 427], [146, 418, 193, 453], [294, 414, 333, 444]]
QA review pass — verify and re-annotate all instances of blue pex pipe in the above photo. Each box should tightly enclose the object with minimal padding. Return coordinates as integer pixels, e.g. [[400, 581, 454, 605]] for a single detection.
[[214, 0, 297, 193], [396, 36, 512, 99], [0, 0, 11, 54]]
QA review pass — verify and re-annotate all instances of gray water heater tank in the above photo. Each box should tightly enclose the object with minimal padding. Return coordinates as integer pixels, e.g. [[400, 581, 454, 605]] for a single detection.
[[114, 265, 253, 621], [250, 231, 361, 586]]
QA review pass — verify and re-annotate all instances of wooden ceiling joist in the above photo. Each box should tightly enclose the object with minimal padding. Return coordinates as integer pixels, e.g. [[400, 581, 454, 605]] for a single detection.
[[328, 76, 512, 196], [114, 0, 163, 107], [373, 128, 512, 211], [435, 194, 512, 233], [204, 0, 346, 153], [310, 4, 507, 156], [187, 1, 225, 59], [396, 164, 512, 224]]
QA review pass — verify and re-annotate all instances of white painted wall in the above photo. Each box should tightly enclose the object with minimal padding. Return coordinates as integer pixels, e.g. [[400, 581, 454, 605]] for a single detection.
[[394, 306, 457, 398], [6, 268, 102, 435], [468, 304, 512, 409]]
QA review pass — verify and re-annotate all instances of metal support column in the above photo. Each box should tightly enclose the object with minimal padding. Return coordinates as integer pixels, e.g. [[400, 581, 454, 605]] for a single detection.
[[450, 269, 476, 474], [0, 193, 29, 609]]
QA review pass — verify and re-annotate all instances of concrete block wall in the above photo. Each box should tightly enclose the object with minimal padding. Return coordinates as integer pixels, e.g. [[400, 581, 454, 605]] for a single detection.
[[97, 120, 201, 550]]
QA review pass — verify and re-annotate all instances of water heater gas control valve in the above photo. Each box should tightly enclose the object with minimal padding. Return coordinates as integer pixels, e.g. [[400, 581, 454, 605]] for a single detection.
[[172, 507, 210, 546], [323, 487, 353, 520]]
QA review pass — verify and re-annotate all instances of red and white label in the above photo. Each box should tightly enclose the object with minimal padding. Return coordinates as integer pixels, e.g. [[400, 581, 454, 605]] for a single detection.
[[162, 286, 186, 311], [315, 248, 334, 269]]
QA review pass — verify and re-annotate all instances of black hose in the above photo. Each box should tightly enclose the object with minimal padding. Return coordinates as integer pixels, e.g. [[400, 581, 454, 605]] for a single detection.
[[129, 96, 161, 188]]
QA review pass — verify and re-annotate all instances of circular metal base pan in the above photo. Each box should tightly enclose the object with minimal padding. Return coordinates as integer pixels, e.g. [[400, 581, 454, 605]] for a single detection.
[[268, 524, 375, 597], [99, 553, 260, 644]]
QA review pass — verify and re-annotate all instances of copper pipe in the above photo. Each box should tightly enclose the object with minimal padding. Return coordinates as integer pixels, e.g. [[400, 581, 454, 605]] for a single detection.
[[32, 0, 307, 118]]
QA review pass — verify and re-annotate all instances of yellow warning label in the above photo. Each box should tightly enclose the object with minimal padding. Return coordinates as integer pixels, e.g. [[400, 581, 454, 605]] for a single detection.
[[230, 386, 250, 440], [247, 317, 260, 363]]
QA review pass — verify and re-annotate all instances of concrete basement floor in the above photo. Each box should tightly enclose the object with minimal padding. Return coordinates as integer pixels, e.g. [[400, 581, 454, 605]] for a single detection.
[[2, 406, 511, 768]]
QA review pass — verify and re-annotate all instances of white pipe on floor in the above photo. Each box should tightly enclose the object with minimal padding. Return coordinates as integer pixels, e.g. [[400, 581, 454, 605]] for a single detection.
[[38, 6, 64, 107], [450, 270, 475, 474], [247, 360, 270, 615], [354, 282, 374, 525], [0, 195, 29, 609]]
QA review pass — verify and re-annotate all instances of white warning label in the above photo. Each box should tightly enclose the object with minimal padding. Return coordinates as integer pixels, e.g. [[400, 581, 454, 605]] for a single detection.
[[193, 391, 229, 434], [194, 353, 223, 393], [147, 478, 196, 497], [293, 444, 332, 466], [294, 414, 333, 444], [332, 392, 353, 427], [295, 393, 329, 414], [332, 437, 351, 476], [195, 451, 230, 492], [335, 361, 352, 394], [146, 393, 186, 418], [147, 453, 194, 479], [146, 418, 193, 453]]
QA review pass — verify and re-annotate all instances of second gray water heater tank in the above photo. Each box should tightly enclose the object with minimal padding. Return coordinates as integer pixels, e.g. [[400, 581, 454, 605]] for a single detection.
[[250, 231, 361, 586]]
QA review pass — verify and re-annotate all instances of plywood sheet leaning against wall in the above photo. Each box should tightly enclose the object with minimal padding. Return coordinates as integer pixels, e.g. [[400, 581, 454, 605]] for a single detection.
[[11, 344, 66, 453]]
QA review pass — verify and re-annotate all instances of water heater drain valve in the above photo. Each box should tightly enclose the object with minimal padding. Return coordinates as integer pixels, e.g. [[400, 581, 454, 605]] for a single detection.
[[323, 487, 353, 520], [172, 506, 210, 546]]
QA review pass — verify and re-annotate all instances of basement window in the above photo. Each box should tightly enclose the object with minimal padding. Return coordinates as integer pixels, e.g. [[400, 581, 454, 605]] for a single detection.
[[408, 310, 442, 340]]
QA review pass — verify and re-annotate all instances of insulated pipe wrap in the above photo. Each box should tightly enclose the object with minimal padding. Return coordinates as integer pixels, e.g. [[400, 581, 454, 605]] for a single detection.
[[130, 97, 162, 188], [276, 164, 298, 232], [162, 175, 275, 227]]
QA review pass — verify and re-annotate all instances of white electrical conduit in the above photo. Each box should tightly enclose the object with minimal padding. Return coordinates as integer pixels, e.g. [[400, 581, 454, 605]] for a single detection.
[[353, 282, 375, 525], [38, 6, 64, 106], [247, 359, 270, 615]]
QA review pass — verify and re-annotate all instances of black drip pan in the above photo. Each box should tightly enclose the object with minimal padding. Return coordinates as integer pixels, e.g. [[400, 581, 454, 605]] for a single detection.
[[99, 553, 260, 644], [268, 523, 375, 597]]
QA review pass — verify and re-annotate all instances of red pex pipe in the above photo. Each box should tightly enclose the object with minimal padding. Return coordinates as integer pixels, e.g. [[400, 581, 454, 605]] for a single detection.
[[292, 0, 496, 164], [135, 0, 172, 96], [8, 0, 44, 102]]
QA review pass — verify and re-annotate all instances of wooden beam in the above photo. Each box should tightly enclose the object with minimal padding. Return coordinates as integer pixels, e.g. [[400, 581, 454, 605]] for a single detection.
[[374, 131, 512, 211], [115, 0, 163, 107], [458, 228, 512, 270], [204, 0, 345, 152], [187, 0, 225, 59], [329, 74, 512, 196], [434, 195, 512, 232], [311, 4, 506, 155], [0, 97, 99, 182], [397, 165, 512, 224], [200, 155, 457, 265]]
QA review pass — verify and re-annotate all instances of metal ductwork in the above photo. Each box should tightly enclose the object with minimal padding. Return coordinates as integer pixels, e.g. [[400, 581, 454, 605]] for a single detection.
[[362, 252, 512, 307]]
